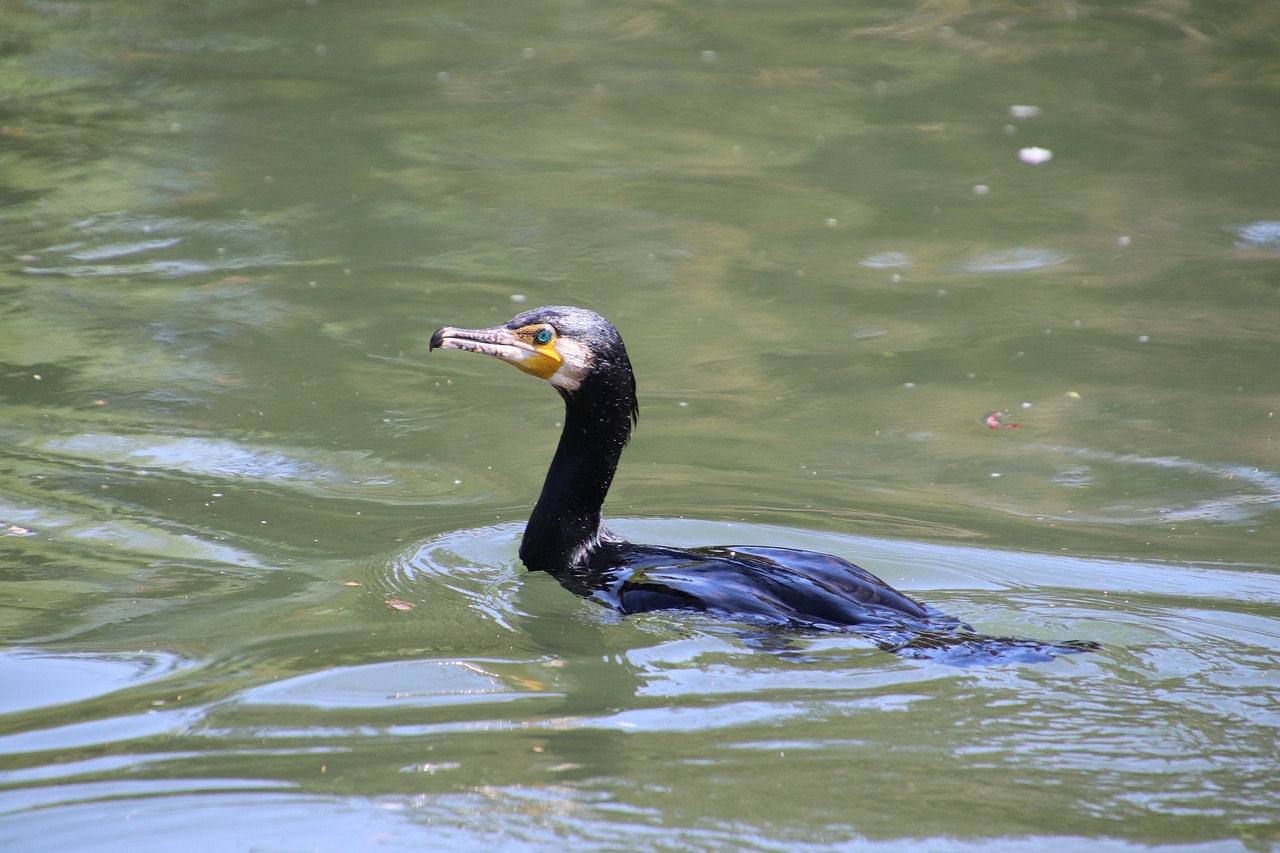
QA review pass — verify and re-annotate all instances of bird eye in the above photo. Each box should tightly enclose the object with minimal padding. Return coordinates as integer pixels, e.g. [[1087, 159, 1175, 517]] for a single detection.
[[534, 327, 554, 345]]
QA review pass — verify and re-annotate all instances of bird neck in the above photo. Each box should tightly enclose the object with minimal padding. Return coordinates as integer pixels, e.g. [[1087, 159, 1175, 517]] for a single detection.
[[519, 375, 635, 573]]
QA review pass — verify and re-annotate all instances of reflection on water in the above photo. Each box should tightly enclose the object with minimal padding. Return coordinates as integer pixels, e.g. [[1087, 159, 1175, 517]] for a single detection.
[[32, 432, 396, 492], [944, 247, 1069, 274], [1, 521, 1275, 849], [1230, 221, 1280, 252], [0, 650, 186, 716], [1, 0, 1278, 849], [1030, 444, 1280, 525], [22, 211, 299, 279], [238, 659, 533, 710]]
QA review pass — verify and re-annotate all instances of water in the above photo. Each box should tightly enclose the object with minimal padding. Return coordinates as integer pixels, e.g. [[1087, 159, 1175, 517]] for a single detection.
[[1, 1, 1278, 850]]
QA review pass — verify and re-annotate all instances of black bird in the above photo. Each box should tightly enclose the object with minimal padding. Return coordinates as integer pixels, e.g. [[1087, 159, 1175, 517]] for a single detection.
[[430, 306, 1096, 663]]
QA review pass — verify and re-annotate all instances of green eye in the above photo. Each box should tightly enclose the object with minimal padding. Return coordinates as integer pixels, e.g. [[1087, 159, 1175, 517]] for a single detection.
[[534, 327, 554, 345]]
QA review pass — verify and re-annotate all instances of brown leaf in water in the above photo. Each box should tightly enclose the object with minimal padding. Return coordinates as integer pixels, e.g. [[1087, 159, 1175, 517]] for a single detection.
[[385, 599, 416, 611]]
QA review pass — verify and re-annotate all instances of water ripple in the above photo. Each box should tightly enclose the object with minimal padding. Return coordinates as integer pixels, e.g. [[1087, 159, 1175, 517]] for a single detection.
[[20, 211, 300, 280], [1034, 444, 1280, 524], [0, 649, 187, 716]]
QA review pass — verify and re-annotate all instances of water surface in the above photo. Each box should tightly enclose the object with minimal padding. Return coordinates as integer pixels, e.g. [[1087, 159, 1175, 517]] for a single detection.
[[1, 1, 1277, 850]]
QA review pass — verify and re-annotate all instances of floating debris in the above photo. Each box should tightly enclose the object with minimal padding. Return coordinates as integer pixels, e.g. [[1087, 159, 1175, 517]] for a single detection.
[[985, 411, 1023, 430], [1018, 146, 1053, 164]]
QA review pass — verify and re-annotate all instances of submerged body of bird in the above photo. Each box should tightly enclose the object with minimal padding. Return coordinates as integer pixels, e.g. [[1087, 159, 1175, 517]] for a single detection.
[[431, 305, 1097, 665]]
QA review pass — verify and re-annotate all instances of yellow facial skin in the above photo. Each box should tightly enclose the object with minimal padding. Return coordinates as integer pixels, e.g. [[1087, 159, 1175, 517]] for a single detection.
[[509, 324, 563, 380]]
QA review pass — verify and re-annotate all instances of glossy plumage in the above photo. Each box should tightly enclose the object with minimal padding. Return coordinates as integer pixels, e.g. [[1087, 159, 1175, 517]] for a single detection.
[[431, 306, 1095, 663]]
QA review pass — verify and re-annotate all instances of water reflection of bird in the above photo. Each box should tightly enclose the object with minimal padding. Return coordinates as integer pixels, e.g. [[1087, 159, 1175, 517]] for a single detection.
[[431, 306, 1096, 664]]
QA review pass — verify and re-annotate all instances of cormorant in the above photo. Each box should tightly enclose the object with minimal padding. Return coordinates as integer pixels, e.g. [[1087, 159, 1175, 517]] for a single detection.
[[430, 305, 1096, 663]]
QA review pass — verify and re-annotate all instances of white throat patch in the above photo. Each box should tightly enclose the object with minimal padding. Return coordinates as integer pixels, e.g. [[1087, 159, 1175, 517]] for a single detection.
[[547, 337, 592, 392]]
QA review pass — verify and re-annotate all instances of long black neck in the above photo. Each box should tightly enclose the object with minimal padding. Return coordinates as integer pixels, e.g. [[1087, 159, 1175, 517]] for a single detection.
[[519, 369, 636, 574]]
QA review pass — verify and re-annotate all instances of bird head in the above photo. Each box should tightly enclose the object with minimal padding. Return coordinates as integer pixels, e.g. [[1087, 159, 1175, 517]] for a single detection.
[[430, 305, 633, 402]]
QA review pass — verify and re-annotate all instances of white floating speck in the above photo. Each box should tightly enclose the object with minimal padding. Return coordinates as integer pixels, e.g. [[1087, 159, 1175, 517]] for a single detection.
[[1117, 235, 1131, 247], [510, 293, 526, 303], [1138, 335, 1150, 343], [1009, 105, 1041, 119], [824, 218, 838, 228], [700, 50, 718, 64], [972, 184, 990, 196], [1018, 147, 1053, 165]]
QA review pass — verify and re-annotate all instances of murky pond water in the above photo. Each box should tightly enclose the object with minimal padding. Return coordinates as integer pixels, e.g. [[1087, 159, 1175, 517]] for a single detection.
[[1, 1, 1278, 850]]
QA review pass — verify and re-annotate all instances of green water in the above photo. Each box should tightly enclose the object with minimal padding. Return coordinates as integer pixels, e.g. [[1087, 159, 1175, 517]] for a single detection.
[[1, 1, 1278, 850]]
